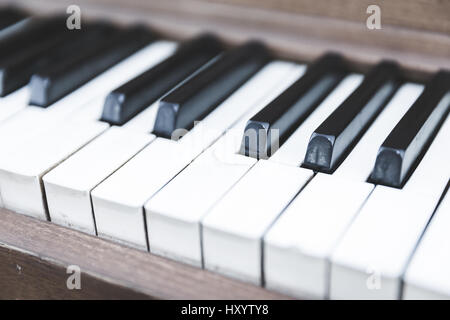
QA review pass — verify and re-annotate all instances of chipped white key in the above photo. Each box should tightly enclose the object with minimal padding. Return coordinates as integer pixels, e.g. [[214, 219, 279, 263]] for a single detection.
[[0, 120, 108, 219], [43, 126, 154, 234], [264, 83, 425, 299], [403, 191, 450, 299], [202, 160, 313, 284], [92, 61, 300, 250], [330, 115, 450, 300], [144, 63, 305, 266]]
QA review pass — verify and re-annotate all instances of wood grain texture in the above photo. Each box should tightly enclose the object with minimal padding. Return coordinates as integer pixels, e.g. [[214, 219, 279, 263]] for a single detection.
[[2, 0, 449, 80], [0, 208, 291, 299]]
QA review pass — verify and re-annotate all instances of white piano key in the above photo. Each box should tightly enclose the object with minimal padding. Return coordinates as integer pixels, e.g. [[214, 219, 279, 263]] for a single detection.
[[263, 83, 426, 299], [202, 160, 313, 284], [92, 60, 300, 250], [43, 126, 154, 234], [403, 191, 450, 299], [0, 87, 30, 122], [144, 63, 306, 266], [0, 120, 108, 219], [269, 74, 364, 166], [264, 175, 374, 298], [329, 115, 450, 300]]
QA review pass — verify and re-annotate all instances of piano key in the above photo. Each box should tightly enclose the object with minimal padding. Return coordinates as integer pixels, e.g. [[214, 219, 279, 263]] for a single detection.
[[1, 40, 176, 133], [370, 71, 450, 188], [0, 86, 30, 122], [43, 126, 154, 234], [153, 41, 271, 139], [202, 160, 312, 284], [0, 120, 108, 219], [0, 22, 116, 96], [29, 25, 156, 107], [100, 34, 223, 126], [269, 74, 364, 166], [91, 60, 299, 250], [303, 61, 402, 172], [263, 83, 424, 299], [403, 190, 450, 299], [0, 42, 176, 215], [240, 53, 348, 159], [144, 62, 305, 266], [329, 114, 450, 299]]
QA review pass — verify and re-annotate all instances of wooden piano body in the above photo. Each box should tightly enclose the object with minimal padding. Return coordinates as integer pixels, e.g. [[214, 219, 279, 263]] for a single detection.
[[0, 0, 448, 299]]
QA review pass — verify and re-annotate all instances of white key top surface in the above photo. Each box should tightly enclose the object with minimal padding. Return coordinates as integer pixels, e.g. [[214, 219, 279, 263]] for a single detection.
[[144, 63, 306, 266], [43, 126, 154, 234], [202, 160, 313, 284], [330, 115, 450, 300], [92, 61, 301, 250], [403, 191, 450, 299], [269, 74, 364, 166], [0, 120, 108, 219]]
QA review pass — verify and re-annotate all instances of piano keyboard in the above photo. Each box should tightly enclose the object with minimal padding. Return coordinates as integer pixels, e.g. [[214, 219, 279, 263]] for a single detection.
[[0, 7, 448, 300]]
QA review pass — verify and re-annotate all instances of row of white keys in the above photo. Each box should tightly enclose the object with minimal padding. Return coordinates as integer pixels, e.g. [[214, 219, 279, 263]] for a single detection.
[[90, 60, 302, 251], [144, 62, 306, 266], [330, 114, 450, 299], [197, 74, 363, 284], [403, 190, 450, 299], [264, 83, 424, 298], [0, 42, 176, 220]]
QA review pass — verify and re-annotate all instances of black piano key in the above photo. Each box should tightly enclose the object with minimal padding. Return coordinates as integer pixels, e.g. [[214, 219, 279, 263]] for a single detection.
[[303, 61, 402, 173], [29, 26, 156, 107], [0, 22, 117, 96], [370, 71, 450, 188], [240, 53, 348, 159], [0, 16, 67, 62], [0, 7, 27, 30], [153, 41, 271, 139], [100, 34, 223, 126]]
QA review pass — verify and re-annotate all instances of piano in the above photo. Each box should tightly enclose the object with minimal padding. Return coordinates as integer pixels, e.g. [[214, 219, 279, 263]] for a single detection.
[[0, 0, 448, 300]]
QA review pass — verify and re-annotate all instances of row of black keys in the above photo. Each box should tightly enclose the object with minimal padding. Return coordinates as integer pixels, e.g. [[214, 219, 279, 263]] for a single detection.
[[1, 8, 449, 189]]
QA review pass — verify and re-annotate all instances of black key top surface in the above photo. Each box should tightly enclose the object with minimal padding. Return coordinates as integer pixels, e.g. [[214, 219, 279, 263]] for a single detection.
[[0, 7, 27, 30], [370, 70, 450, 188], [153, 41, 272, 139], [0, 22, 117, 96], [29, 26, 156, 107], [240, 53, 348, 159], [101, 34, 223, 126], [303, 61, 402, 173]]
